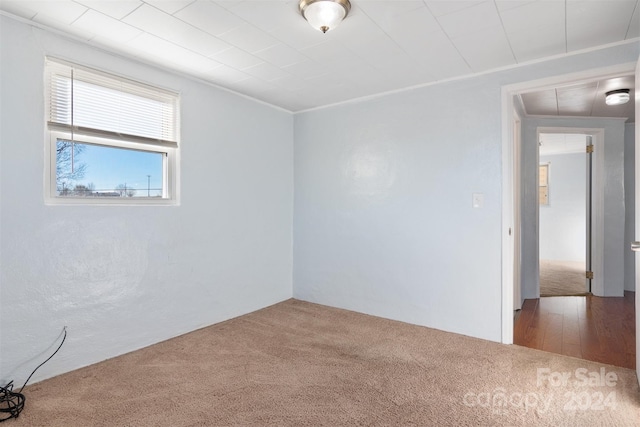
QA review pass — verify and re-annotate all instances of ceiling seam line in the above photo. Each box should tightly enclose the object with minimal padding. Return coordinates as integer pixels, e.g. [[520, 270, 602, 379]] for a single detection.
[[623, 0, 639, 39], [193, 2, 326, 105], [132, 1, 297, 78], [130, 2, 258, 60], [117, 1, 144, 21], [564, 0, 568, 53], [193, 3, 321, 73], [190, 4, 336, 99], [589, 81, 599, 116], [492, 0, 517, 64], [422, 0, 473, 71], [354, 5, 438, 80], [95, 5, 232, 64], [68, 3, 88, 26]]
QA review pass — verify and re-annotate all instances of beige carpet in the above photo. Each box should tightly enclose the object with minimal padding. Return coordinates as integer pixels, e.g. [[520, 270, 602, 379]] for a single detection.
[[15, 299, 639, 426], [540, 259, 590, 296]]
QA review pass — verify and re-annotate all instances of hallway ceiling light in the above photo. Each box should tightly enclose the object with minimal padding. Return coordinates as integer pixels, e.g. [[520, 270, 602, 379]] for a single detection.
[[605, 89, 630, 106], [299, 0, 351, 33]]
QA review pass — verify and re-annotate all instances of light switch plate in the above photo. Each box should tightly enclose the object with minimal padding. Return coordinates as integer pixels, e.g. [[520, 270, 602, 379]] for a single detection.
[[472, 193, 484, 208]]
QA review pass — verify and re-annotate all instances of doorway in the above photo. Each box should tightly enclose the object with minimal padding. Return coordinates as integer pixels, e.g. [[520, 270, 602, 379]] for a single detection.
[[501, 64, 637, 375], [538, 132, 592, 297], [499, 62, 636, 347]]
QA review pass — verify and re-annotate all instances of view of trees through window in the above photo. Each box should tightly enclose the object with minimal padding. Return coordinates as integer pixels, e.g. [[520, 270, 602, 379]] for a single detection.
[[56, 139, 164, 198]]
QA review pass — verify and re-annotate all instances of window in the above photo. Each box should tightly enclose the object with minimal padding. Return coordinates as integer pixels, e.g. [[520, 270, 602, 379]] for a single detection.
[[45, 58, 179, 204], [539, 163, 549, 205]]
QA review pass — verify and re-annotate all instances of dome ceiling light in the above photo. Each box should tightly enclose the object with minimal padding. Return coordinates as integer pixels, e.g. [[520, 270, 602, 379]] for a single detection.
[[299, 0, 351, 33], [605, 89, 630, 106]]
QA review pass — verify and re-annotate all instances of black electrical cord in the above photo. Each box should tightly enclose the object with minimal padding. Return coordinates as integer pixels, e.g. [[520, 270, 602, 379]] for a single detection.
[[0, 327, 67, 422], [0, 382, 23, 423]]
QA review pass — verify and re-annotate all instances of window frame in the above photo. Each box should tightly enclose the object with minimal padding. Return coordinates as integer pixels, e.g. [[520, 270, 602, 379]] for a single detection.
[[45, 131, 178, 206], [44, 58, 180, 206], [539, 162, 550, 206]]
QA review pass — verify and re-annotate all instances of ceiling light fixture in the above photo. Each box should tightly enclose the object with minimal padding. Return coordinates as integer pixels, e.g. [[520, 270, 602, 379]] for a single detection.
[[605, 89, 630, 106], [299, 0, 351, 33]]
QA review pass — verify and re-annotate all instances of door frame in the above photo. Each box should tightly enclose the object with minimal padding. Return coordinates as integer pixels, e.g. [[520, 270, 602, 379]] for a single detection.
[[513, 111, 522, 310], [500, 62, 636, 344], [536, 127, 602, 296], [634, 55, 639, 383]]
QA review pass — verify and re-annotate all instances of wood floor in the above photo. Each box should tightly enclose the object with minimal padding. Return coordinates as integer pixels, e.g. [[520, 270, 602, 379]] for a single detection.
[[514, 292, 636, 369]]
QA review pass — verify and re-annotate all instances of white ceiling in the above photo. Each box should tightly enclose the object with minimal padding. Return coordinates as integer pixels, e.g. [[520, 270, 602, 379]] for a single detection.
[[520, 74, 636, 122], [1, 0, 639, 112]]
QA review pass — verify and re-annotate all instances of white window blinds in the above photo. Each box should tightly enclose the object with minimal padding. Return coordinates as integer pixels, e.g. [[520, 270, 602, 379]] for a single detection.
[[46, 58, 178, 147]]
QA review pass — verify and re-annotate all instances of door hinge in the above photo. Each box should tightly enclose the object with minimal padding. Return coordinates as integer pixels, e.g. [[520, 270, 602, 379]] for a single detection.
[[586, 144, 594, 154], [586, 271, 594, 280]]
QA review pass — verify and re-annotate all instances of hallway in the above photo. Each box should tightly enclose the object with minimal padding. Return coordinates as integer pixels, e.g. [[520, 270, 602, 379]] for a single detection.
[[514, 292, 635, 369]]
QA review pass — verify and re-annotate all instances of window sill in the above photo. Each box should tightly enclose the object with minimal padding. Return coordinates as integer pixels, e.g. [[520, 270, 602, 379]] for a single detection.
[[44, 196, 179, 206]]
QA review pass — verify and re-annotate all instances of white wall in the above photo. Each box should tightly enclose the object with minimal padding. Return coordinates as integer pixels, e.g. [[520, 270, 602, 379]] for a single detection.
[[539, 152, 586, 262], [0, 16, 294, 385], [521, 117, 627, 298], [293, 82, 502, 341], [293, 42, 638, 342], [624, 123, 636, 292]]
